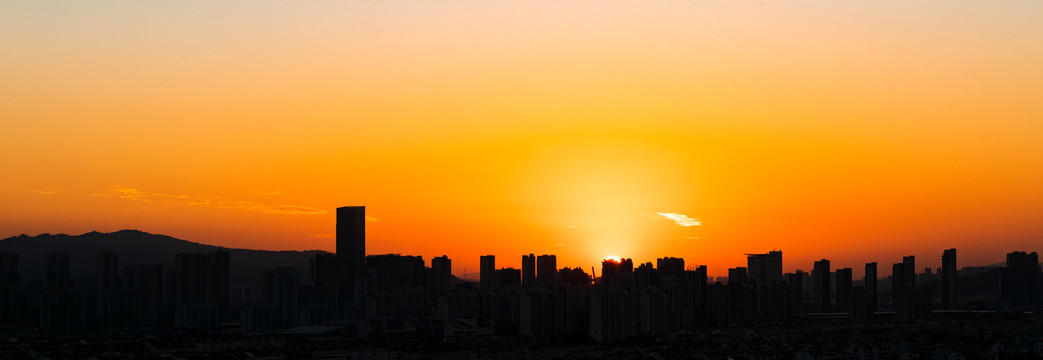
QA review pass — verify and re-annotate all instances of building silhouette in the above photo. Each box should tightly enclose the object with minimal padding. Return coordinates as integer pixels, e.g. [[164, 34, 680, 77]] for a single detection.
[[8, 206, 1043, 349], [941, 248, 957, 309], [44, 251, 72, 291], [122, 263, 165, 324], [262, 267, 300, 329], [999, 251, 1039, 309], [96, 250, 121, 327], [864, 262, 877, 313], [728, 267, 748, 285], [747, 250, 782, 284], [537, 255, 557, 283], [173, 249, 230, 331], [601, 258, 633, 287], [657, 257, 685, 273], [309, 253, 338, 304], [812, 259, 830, 312], [432, 255, 451, 295], [336, 206, 367, 306], [892, 255, 928, 321], [522, 253, 536, 285], [786, 270, 804, 315], [835, 268, 852, 312], [40, 251, 82, 331], [480, 255, 496, 288], [0, 252, 20, 324], [497, 267, 521, 287]]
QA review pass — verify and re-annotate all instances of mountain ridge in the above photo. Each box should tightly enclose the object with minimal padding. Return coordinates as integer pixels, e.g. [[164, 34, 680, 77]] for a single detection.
[[0, 229, 330, 289]]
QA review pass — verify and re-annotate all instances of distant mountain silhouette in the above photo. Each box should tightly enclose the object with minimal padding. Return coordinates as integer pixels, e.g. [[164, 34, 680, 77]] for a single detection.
[[0, 230, 327, 289]]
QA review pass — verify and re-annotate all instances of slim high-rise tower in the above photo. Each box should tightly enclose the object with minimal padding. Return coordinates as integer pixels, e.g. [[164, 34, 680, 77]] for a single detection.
[[336, 206, 366, 304], [522, 254, 536, 285], [892, 255, 919, 320], [432, 255, 451, 295], [480, 255, 496, 288], [97, 250, 119, 324], [812, 259, 831, 312], [864, 262, 877, 313], [0, 252, 19, 324], [941, 249, 956, 309], [835, 268, 852, 312]]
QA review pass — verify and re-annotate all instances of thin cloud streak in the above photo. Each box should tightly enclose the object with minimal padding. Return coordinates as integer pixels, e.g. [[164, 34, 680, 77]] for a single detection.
[[656, 212, 702, 227], [101, 186, 327, 216]]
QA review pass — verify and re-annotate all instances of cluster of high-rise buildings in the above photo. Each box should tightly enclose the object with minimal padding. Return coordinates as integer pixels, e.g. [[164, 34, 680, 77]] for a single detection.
[[0, 206, 1041, 343], [0, 248, 231, 332]]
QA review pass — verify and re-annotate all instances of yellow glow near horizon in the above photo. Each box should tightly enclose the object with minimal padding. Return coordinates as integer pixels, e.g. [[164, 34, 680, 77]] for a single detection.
[[2, 1, 1043, 277]]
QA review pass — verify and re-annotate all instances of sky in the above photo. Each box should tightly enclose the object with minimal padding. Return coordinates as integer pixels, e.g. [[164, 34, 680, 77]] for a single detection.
[[2, 1, 1042, 278]]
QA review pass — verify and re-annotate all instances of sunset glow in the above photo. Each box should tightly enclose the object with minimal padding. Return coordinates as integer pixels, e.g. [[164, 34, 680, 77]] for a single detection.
[[3, 1, 1043, 278]]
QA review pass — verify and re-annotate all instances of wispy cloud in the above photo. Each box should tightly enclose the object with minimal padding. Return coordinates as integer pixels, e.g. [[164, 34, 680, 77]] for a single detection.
[[100, 186, 327, 216], [656, 212, 702, 227], [252, 190, 285, 196], [255, 205, 326, 216], [365, 216, 380, 222], [27, 189, 61, 195]]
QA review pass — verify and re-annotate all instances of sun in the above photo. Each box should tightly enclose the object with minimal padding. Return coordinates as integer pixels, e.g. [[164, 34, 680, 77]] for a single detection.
[[604, 255, 621, 262]]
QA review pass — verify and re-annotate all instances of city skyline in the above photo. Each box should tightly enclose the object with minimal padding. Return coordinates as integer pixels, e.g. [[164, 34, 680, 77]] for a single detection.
[[4, 208, 1035, 281], [4, 1, 1043, 283], [0, 204, 1039, 358], [2, 211, 1039, 329]]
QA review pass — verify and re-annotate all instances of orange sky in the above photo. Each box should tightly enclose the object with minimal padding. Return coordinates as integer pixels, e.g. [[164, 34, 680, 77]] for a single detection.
[[3, 1, 1042, 277]]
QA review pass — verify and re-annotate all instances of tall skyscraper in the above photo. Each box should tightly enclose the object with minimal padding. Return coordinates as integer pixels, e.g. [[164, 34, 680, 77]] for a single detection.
[[901, 256, 916, 289], [263, 267, 300, 329], [864, 262, 877, 313], [812, 259, 830, 312], [522, 254, 536, 285], [892, 255, 919, 321], [336, 206, 366, 304], [121, 264, 164, 324], [941, 248, 957, 309], [44, 251, 72, 291], [835, 268, 852, 312], [0, 252, 20, 324], [747, 250, 782, 284], [786, 271, 803, 315], [432, 255, 452, 295], [205, 249, 231, 319], [537, 255, 557, 283], [1000, 251, 1039, 309], [174, 252, 205, 305], [174, 250, 230, 318], [97, 250, 120, 323], [0, 252, 17, 287], [480, 255, 496, 288]]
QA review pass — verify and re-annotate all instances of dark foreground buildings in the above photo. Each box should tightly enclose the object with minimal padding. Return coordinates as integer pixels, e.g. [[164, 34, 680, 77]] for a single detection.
[[1, 206, 1041, 353]]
